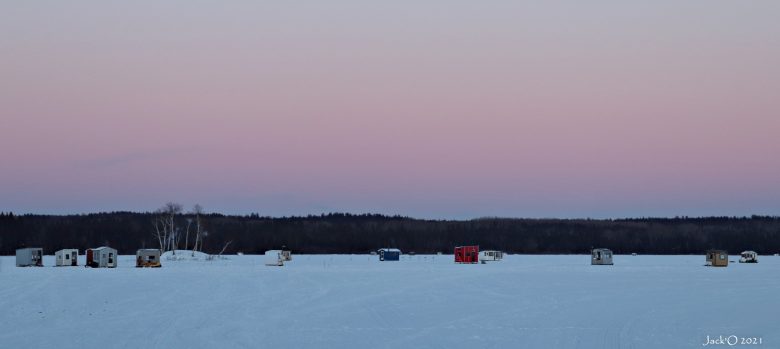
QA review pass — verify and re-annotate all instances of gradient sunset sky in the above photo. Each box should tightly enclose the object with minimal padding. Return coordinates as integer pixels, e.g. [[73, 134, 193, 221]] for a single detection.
[[1, 1, 779, 218]]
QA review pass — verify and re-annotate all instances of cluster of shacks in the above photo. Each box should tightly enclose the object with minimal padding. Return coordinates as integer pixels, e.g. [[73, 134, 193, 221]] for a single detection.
[[452, 246, 504, 264], [591, 248, 763, 267], [590, 248, 762, 267], [704, 250, 760, 267], [15, 247, 163, 268], [14, 246, 764, 268], [447, 247, 762, 267], [373, 246, 507, 264]]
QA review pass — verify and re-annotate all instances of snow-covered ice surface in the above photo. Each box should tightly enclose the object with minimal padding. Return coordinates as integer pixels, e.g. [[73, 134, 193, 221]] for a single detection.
[[1, 254, 778, 348]]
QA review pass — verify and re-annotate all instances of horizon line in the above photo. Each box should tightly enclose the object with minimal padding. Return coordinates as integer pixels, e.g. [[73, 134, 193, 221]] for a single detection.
[[2, 210, 778, 221]]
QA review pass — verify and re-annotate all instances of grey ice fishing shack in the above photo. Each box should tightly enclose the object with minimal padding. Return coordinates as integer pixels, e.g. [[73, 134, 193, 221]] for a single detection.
[[16, 248, 44, 267], [591, 248, 613, 265]]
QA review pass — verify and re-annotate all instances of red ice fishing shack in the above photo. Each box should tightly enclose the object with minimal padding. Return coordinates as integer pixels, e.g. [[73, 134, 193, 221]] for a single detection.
[[455, 246, 479, 263]]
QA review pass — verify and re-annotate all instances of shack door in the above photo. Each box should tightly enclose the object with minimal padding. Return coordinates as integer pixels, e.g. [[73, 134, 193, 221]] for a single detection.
[[86, 249, 93, 267]]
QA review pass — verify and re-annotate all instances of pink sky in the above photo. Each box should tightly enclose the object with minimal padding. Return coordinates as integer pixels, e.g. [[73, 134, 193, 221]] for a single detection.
[[1, 1, 779, 218]]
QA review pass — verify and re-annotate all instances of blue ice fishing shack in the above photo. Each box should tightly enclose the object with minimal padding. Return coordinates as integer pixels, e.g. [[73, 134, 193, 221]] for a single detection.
[[378, 248, 401, 261]]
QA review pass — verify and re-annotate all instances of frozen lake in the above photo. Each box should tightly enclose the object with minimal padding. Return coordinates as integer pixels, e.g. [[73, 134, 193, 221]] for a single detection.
[[1, 254, 778, 348]]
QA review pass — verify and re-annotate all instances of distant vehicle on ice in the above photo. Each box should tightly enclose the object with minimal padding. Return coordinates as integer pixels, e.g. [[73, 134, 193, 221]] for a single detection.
[[378, 248, 401, 261], [16, 248, 43, 267], [86, 247, 117, 268], [454, 246, 479, 264], [591, 248, 613, 265], [705, 250, 728, 267], [136, 249, 162, 268], [479, 250, 503, 263], [739, 251, 758, 263], [55, 249, 78, 266]]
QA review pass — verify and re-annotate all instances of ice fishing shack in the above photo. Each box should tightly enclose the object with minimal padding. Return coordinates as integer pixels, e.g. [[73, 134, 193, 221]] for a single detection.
[[16, 248, 44, 267], [479, 250, 503, 263], [591, 248, 613, 265], [378, 248, 401, 261], [281, 248, 292, 262], [739, 251, 758, 263], [706, 250, 728, 267], [455, 246, 479, 264], [86, 246, 117, 268], [265, 250, 285, 266], [136, 249, 161, 268], [55, 249, 79, 266]]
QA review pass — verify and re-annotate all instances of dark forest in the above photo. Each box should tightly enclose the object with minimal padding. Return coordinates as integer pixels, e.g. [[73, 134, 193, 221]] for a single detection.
[[1, 212, 778, 255]]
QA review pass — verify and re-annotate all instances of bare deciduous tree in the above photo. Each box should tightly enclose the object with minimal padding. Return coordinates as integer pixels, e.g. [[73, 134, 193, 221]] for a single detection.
[[153, 202, 182, 254], [184, 218, 192, 251], [191, 204, 205, 257]]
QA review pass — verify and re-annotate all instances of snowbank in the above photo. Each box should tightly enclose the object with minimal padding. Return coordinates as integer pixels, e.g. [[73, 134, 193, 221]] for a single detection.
[[160, 250, 212, 261]]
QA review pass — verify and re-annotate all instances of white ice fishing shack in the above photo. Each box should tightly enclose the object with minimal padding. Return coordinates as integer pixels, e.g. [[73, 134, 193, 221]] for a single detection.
[[265, 250, 285, 266], [591, 248, 613, 265], [479, 250, 503, 263], [16, 248, 44, 267], [55, 249, 79, 266], [739, 251, 758, 263], [86, 246, 117, 268]]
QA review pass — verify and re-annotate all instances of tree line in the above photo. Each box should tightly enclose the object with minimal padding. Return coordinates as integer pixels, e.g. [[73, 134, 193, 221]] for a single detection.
[[1, 209, 779, 255]]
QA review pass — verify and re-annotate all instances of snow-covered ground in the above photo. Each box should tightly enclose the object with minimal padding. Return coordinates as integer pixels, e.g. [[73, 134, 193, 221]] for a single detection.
[[1, 254, 777, 348]]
